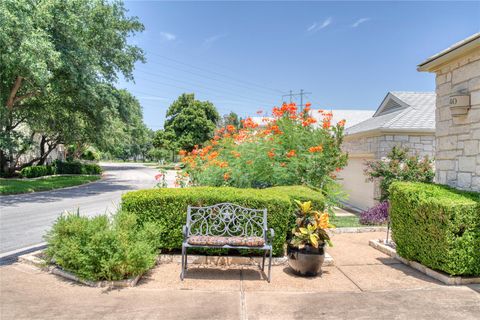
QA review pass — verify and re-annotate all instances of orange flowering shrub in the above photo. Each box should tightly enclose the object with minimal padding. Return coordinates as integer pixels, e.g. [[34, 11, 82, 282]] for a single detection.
[[180, 103, 347, 191]]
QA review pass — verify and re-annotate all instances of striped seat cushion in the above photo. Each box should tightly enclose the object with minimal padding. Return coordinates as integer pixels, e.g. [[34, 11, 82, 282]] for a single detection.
[[187, 236, 265, 247]]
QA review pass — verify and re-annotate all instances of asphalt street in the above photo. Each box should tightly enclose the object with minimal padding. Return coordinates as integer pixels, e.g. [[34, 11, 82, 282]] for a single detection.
[[0, 163, 163, 254]]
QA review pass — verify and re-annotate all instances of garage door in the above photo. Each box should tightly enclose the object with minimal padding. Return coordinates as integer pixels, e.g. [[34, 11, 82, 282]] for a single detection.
[[337, 157, 375, 211]]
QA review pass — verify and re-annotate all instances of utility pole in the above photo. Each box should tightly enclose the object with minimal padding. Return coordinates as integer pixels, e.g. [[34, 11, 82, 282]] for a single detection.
[[281, 89, 312, 112]]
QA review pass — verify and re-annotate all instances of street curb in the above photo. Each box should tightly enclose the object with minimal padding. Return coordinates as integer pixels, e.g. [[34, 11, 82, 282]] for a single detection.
[[369, 239, 480, 285], [0, 242, 47, 260]]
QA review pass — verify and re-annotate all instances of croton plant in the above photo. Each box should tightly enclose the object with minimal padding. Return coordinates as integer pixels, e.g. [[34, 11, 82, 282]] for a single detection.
[[289, 200, 332, 249]]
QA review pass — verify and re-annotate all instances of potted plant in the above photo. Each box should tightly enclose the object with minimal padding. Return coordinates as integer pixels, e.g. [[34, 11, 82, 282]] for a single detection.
[[287, 200, 332, 276]]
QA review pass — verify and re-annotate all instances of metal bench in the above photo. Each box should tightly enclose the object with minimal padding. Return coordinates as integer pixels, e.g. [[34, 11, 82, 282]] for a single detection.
[[181, 203, 274, 282]]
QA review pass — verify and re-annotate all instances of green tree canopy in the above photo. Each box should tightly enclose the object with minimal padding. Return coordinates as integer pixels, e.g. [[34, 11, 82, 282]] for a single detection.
[[0, 0, 145, 175], [219, 112, 240, 129], [164, 93, 220, 151]]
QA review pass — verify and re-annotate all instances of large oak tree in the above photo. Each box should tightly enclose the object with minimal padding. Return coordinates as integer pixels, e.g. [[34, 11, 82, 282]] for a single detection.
[[0, 0, 145, 175]]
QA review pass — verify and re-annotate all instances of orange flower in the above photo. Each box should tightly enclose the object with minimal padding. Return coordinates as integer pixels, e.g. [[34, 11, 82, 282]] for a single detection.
[[218, 161, 229, 168], [335, 167, 342, 172], [337, 119, 346, 127], [268, 149, 275, 158], [322, 120, 331, 129], [305, 102, 311, 107], [286, 150, 296, 158], [304, 106, 311, 112], [308, 145, 323, 153], [242, 117, 258, 129], [226, 124, 235, 133], [207, 151, 219, 161], [231, 151, 241, 158], [179, 150, 187, 156], [280, 162, 286, 167], [223, 172, 230, 181], [302, 117, 317, 127]]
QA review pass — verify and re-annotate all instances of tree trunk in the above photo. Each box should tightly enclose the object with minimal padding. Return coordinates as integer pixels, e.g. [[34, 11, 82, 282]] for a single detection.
[[38, 135, 46, 165]]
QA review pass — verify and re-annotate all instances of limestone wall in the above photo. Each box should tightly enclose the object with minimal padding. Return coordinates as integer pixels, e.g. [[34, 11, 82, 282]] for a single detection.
[[342, 133, 435, 159], [434, 49, 480, 191]]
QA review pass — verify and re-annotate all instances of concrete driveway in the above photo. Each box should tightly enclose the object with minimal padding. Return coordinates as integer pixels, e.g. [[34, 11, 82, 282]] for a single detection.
[[0, 163, 161, 254], [1, 232, 478, 320]]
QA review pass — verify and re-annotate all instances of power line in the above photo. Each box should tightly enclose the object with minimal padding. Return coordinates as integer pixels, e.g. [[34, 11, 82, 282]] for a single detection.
[[146, 52, 284, 94], [134, 68, 275, 105], [140, 58, 283, 99], [129, 80, 275, 110], [128, 88, 264, 115]]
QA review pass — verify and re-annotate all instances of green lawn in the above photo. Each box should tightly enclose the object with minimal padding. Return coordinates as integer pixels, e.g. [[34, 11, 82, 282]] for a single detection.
[[330, 215, 387, 228], [331, 215, 363, 228], [0, 175, 101, 195]]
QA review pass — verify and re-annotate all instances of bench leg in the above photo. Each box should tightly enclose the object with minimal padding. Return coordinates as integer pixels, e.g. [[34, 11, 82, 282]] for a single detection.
[[180, 245, 186, 281], [261, 251, 266, 271], [268, 249, 272, 283]]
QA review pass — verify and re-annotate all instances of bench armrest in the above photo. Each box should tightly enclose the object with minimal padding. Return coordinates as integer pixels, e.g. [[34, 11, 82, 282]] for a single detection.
[[182, 225, 188, 238]]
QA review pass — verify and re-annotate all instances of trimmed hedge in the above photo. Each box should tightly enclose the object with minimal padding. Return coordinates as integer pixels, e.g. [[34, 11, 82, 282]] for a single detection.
[[390, 182, 480, 276], [121, 186, 325, 256], [20, 165, 55, 178], [55, 161, 102, 175]]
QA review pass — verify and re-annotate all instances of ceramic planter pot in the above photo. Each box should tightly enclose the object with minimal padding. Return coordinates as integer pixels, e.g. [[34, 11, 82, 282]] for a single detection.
[[287, 243, 326, 277]]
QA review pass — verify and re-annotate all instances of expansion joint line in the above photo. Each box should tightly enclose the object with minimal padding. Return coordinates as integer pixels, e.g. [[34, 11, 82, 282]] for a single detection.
[[240, 269, 247, 320]]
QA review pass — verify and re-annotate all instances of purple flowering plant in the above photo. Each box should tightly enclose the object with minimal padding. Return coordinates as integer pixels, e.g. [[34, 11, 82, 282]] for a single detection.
[[360, 201, 389, 225]]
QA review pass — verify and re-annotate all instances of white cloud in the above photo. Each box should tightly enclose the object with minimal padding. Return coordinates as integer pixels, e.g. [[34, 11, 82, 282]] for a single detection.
[[307, 22, 317, 32], [202, 34, 227, 48], [352, 18, 370, 28], [307, 17, 332, 33], [160, 32, 176, 41]]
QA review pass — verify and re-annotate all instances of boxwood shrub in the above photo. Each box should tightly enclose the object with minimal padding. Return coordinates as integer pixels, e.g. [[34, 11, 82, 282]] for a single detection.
[[20, 165, 55, 178], [390, 181, 480, 276], [121, 186, 325, 256], [44, 211, 160, 281], [54, 161, 102, 175]]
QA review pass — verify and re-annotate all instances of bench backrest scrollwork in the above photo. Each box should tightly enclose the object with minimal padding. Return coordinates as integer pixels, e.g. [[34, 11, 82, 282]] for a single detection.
[[186, 203, 267, 238]]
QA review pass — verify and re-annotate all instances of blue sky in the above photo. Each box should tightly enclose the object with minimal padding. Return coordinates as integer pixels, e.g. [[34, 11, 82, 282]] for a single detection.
[[119, 1, 480, 130]]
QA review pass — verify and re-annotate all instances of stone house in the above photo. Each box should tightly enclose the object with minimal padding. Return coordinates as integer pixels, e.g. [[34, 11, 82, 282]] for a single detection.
[[418, 33, 480, 192], [339, 91, 436, 210]]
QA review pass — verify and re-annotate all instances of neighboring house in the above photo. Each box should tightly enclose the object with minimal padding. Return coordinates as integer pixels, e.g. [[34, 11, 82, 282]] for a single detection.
[[15, 124, 66, 169], [250, 109, 374, 129], [339, 91, 436, 210], [310, 109, 375, 129], [418, 33, 480, 192]]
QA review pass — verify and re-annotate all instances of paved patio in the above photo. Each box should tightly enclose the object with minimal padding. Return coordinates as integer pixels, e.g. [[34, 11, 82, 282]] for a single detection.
[[1, 232, 479, 319]]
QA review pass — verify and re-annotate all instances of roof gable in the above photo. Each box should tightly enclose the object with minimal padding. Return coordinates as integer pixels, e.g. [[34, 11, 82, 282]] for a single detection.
[[345, 91, 436, 136], [373, 93, 409, 117]]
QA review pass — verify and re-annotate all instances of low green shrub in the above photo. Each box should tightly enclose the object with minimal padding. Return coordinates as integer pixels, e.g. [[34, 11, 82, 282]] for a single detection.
[[121, 186, 325, 256], [44, 211, 159, 281], [20, 165, 55, 178], [54, 161, 102, 175], [81, 163, 103, 175], [390, 182, 480, 276]]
